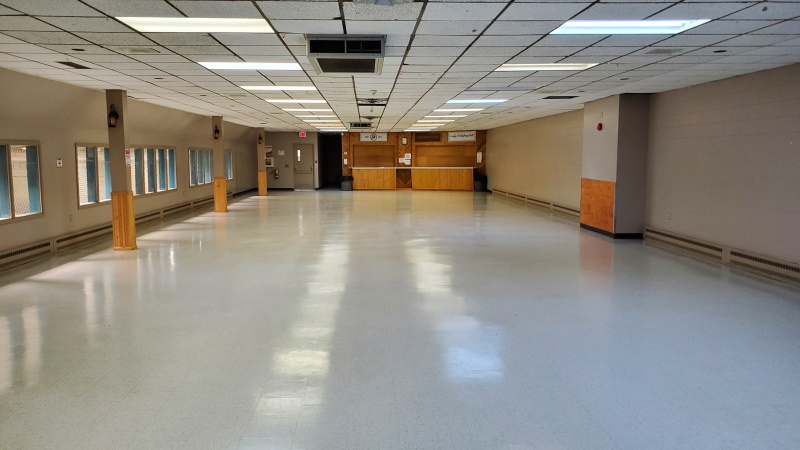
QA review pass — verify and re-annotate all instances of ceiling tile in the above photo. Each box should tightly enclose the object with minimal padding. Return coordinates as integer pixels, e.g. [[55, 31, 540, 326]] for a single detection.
[[499, 3, 591, 21], [416, 21, 491, 36], [259, 1, 341, 20], [38, 17, 133, 32], [651, 3, 752, 20], [0, 0, 104, 16], [484, 21, 560, 36], [2, 31, 91, 44], [170, 1, 263, 18], [725, 3, 800, 21], [423, 3, 506, 21], [0, 16, 60, 31], [270, 20, 343, 35], [574, 3, 670, 20], [79, 0, 182, 17], [344, 2, 422, 21]]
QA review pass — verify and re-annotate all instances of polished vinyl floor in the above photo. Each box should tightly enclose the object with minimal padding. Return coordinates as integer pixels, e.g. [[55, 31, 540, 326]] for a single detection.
[[0, 191, 799, 450]]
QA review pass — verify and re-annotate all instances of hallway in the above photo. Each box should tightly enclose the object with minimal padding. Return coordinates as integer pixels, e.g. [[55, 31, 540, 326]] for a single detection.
[[0, 191, 798, 449]]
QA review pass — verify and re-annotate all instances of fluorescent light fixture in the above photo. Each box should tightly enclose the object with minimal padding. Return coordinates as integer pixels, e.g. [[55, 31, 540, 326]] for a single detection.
[[550, 20, 710, 35], [282, 109, 333, 112], [199, 62, 301, 71], [425, 115, 467, 118], [118, 17, 272, 33], [433, 108, 483, 112], [495, 63, 598, 72], [296, 115, 336, 118], [417, 119, 455, 123], [241, 86, 317, 91], [304, 120, 342, 123], [266, 99, 327, 104], [446, 99, 507, 104], [320, 130, 346, 132], [405, 129, 434, 132]]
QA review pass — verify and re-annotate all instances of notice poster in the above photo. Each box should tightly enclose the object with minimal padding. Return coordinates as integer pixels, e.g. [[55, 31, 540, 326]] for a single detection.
[[265, 145, 273, 157], [360, 132, 388, 142], [448, 131, 476, 142], [125, 149, 131, 166]]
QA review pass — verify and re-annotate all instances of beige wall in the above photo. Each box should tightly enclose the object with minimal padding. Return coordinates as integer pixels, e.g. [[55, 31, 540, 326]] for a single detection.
[[646, 64, 800, 262], [487, 110, 583, 209], [0, 67, 257, 252], [264, 132, 318, 190]]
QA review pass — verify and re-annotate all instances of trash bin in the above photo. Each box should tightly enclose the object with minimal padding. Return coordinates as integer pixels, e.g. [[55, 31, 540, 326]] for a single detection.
[[473, 173, 487, 192], [341, 176, 354, 191]]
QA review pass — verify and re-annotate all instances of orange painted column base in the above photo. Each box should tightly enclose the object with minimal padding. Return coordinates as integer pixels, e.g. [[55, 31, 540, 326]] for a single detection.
[[111, 191, 137, 250], [257, 170, 268, 196], [214, 177, 228, 212], [580, 178, 615, 234]]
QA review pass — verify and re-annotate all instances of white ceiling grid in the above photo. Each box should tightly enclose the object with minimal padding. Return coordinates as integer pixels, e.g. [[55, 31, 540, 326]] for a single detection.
[[0, 0, 796, 132]]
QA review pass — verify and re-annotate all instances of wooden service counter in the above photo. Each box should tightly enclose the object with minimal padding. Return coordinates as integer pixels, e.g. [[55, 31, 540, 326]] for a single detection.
[[343, 131, 486, 191], [352, 167, 473, 191]]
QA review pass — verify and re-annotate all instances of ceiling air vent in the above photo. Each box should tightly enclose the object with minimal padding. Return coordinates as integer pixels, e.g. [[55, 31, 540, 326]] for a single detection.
[[350, 122, 373, 129], [307, 35, 385, 76], [543, 95, 577, 99], [57, 61, 91, 69]]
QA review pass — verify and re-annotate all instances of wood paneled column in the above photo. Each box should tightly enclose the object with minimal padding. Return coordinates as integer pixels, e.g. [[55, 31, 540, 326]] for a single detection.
[[256, 129, 267, 196], [580, 94, 650, 239], [106, 90, 137, 250], [212, 116, 227, 212]]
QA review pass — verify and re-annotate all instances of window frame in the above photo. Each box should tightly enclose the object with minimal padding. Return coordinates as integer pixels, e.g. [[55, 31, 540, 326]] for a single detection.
[[0, 140, 44, 224], [75, 143, 112, 210], [225, 149, 234, 181], [188, 148, 215, 188], [129, 145, 178, 197]]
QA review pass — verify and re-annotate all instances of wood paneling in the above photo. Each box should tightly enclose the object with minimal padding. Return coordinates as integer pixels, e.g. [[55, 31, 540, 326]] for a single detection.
[[580, 178, 615, 233], [342, 133, 351, 176], [353, 168, 396, 190], [111, 191, 137, 250], [214, 177, 228, 212], [396, 168, 412, 189], [414, 145, 476, 167], [398, 132, 411, 167], [353, 144, 396, 167], [257, 170, 267, 196], [412, 169, 473, 191], [475, 130, 487, 176]]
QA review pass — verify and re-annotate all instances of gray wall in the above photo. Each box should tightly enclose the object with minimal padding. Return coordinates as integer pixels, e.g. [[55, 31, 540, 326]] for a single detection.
[[0, 67, 257, 252], [487, 110, 583, 209], [646, 63, 800, 262]]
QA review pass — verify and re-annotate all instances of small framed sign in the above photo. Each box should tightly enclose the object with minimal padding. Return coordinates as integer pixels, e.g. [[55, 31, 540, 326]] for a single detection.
[[448, 131, 476, 142], [360, 132, 387, 142]]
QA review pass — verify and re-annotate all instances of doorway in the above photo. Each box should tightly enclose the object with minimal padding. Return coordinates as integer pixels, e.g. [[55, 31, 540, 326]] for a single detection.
[[293, 144, 315, 190], [318, 133, 343, 189]]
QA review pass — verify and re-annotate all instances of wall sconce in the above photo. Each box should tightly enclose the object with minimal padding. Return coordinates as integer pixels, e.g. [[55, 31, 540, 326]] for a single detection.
[[258, 135, 263, 145], [108, 104, 119, 128], [213, 126, 220, 140]]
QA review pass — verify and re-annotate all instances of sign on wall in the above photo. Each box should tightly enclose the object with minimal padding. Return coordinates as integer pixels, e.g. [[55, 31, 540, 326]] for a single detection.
[[448, 131, 476, 142], [360, 132, 388, 142]]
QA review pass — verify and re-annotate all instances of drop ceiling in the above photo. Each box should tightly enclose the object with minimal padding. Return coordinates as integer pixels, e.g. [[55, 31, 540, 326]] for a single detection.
[[0, 0, 797, 132]]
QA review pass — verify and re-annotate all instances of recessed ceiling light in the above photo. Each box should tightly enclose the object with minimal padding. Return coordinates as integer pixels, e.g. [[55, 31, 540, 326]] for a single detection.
[[405, 129, 435, 132], [266, 99, 327, 104], [199, 62, 301, 71], [495, 63, 597, 72], [417, 120, 455, 123], [241, 86, 317, 91], [446, 99, 507, 104], [425, 115, 468, 118], [433, 108, 483, 112], [550, 20, 710, 35], [303, 120, 341, 123], [117, 17, 273, 33], [415, 123, 445, 126], [282, 109, 333, 112], [465, 86, 534, 92], [296, 115, 336, 118]]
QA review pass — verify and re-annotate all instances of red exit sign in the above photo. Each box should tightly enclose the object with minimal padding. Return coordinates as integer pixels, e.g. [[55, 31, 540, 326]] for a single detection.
[[299, 132, 307, 138]]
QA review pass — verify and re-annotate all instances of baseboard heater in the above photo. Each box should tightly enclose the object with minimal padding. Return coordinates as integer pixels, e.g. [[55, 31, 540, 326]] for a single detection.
[[644, 227, 800, 287], [490, 188, 580, 219], [0, 194, 221, 272]]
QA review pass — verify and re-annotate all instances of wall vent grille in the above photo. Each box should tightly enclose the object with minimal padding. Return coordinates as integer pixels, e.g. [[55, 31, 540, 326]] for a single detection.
[[645, 227, 799, 287]]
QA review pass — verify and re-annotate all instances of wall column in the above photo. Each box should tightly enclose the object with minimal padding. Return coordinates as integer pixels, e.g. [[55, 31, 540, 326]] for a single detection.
[[212, 116, 227, 212], [580, 94, 650, 239], [106, 90, 137, 250], [256, 129, 267, 196]]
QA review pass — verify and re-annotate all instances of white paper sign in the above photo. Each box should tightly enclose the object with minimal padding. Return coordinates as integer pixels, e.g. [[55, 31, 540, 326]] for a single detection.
[[477, 152, 483, 163], [360, 132, 388, 142], [399, 158, 405, 164], [404, 153, 411, 159], [448, 131, 476, 142], [278, 150, 285, 156], [125, 149, 131, 166]]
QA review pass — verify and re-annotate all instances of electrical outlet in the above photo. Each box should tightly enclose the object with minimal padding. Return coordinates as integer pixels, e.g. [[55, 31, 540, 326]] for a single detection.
[[69, 214, 73, 221], [668, 213, 671, 220]]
